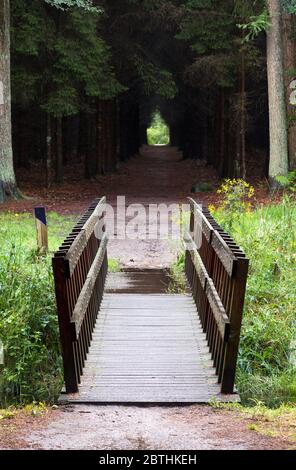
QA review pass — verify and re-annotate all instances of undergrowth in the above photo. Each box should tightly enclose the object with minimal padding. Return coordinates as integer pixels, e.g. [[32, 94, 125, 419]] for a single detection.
[[147, 110, 170, 146], [167, 254, 187, 294], [211, 180, 296, 407], [0, 212, 75, 406]]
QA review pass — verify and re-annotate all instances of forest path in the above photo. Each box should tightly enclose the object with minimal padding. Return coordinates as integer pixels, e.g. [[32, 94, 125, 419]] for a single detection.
[[1, 145, 220, 214], [107, 145, 191, 268]]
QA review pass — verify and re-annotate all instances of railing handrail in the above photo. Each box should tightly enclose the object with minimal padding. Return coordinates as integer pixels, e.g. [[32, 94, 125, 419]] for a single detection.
[[185, 198, 249, 394], [52, 197, 108, 393], [71, 233, 108, 341]]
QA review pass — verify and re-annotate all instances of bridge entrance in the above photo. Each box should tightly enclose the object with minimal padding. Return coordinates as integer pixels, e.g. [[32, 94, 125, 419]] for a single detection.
[[52, 196, 248, 404]]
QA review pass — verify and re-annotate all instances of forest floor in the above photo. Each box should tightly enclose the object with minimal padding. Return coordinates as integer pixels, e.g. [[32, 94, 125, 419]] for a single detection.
[[0, 146, 293, 451], [2, 145, 274, 216]]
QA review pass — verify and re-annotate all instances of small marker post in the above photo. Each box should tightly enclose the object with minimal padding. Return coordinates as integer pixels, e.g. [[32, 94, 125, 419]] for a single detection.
[[34, 207, 48, 253]]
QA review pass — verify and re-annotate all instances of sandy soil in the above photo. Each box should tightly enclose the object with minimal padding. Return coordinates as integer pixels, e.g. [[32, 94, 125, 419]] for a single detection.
[[0, 405, 294, 450]]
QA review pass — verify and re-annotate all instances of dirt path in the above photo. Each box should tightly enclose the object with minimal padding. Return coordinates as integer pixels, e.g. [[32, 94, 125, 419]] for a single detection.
[[2, 145, 220, 213], [0, 405, 293, 450]]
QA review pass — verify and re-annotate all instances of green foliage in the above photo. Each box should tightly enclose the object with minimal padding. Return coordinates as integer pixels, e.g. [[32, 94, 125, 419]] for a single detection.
[[275, 171, 296, 192], [212, 200, 296, 407], [42, 9, 123, 117], [238, 11, 270, 42], [179, 0, 266, 95], [108, 258, 121, 273], [44, 0, 99, 12], [177, 3, 233, 56], [0, 213, 76, 405], [134, 57, 177, 99], [213, 179, 255, 231], [168, 254, 188, 294], [282, 0, 296, 14], [147, 111, 170, 145], [11, 1, 123, 117]]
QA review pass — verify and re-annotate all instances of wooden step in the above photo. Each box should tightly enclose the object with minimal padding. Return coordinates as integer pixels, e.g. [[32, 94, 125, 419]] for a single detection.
[[61, 272, 239, 404]]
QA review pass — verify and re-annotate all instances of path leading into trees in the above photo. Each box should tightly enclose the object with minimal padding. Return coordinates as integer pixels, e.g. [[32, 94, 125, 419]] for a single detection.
[[107, 145, 196, 268], [4, 145, 221, 266], [4, 144, 220, 213]]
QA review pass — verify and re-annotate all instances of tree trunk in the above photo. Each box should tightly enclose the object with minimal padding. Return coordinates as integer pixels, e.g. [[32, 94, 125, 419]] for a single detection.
[[266, 0, 289, 186], [218, 89, 225, 176], [19, 109, 30, 169], [0, 0, 17, 202], [240, 50, 247, 180], [56, 117, 63, 183], [85, 108, 96, 179], [282, 12, 296, 170], [46, 114, 52, 188], [96, 100, 103, 174]]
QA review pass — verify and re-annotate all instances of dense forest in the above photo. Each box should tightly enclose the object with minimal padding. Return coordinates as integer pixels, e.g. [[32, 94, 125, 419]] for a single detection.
[[0, 0, 296, 202]]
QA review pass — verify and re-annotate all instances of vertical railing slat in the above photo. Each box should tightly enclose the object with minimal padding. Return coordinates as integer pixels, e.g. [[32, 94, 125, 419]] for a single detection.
[[185, 199, 249, 394]]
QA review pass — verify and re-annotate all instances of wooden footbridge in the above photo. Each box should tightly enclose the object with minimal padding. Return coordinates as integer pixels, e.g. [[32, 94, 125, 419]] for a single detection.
[[53, 197, 249, 403]]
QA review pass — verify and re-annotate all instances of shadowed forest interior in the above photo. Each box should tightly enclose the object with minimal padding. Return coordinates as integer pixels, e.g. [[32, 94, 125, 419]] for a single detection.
[[5, 0, 283, 192]]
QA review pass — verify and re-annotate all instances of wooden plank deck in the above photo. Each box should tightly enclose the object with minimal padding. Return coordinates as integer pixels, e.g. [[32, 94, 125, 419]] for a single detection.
[[61, 272, 239, 404]]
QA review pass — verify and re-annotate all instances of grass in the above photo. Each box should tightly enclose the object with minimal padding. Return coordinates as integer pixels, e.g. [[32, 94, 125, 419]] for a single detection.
[[108, 258, 121, 273], [167, 254, 188, 294], [0, 212, 77, 406], [0, 211, 76, 252], [213, 199, 296, 407], [211, 401, 296, 444]]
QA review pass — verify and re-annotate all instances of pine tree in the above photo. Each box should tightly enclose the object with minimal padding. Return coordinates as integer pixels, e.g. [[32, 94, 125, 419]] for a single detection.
[[10, 0, 123, 185], [1, 0, 114, 199], [267, 0, 289, 185], [0, 0, 17, 202]]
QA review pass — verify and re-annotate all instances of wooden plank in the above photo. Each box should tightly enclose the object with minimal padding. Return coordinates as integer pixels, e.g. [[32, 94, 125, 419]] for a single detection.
[[221, 257, 249, 393], [206, 279, 230, 342], [63, 283, 237, 403], [34, 207, 48, 253], [65, 197, 106, 276], [71, 234, 108, 340], [211, 231, 237, 277], [188, 198, 214, 243]]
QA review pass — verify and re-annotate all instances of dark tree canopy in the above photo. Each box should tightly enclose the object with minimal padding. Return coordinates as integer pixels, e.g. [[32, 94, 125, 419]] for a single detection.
[[0, 0, 294, 192]]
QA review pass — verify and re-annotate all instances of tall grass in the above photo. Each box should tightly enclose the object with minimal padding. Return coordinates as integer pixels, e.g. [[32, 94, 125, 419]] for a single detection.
[[0, 212, 76, 405], [214, 200, 296, 407]]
